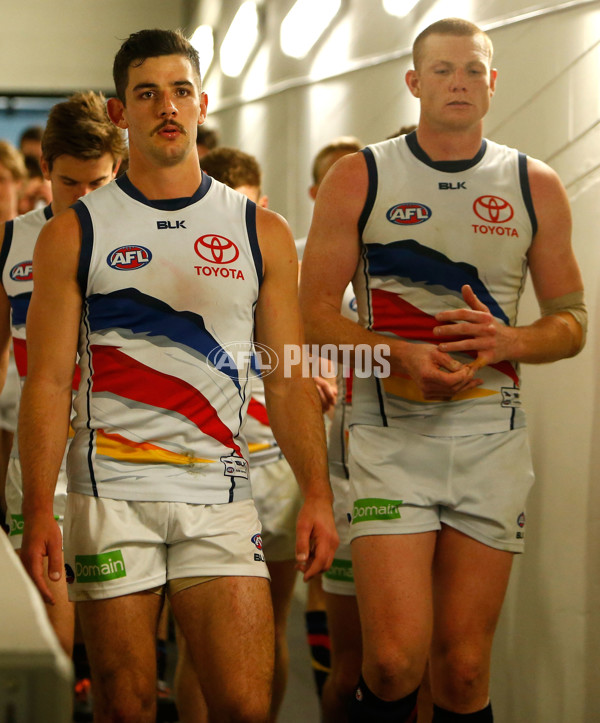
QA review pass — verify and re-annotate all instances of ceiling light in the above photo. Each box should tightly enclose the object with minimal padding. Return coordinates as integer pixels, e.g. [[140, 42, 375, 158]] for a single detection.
[[191, 25, 214, 78], [281, 0, 342, 59], [383, 0, 420, 18], [220, 2, 260, 78]]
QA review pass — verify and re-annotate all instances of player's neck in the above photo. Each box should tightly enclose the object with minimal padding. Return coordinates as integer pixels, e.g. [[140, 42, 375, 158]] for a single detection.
[[126, 151, 202, 200], [415, 122, 484, 162]]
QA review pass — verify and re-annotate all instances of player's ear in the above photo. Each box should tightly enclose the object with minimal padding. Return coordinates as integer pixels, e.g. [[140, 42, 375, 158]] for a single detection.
[[489, 68, 498, 97], [406, 69, 420, 98], [107, 97, 128, 129], [40, 157, 51, 181], [198, 92, 208, 125]]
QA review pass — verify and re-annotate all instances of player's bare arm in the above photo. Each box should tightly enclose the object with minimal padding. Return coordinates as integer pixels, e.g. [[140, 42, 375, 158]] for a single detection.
[[434, 158, 585, 365], [20, 210, 82, 604], [254, 205, 338, 579], [300, 152, 478, 401]]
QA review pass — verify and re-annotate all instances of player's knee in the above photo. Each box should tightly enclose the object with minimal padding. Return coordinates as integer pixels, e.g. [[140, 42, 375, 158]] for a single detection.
[[93, 670, 156, 723], [363, 648, 423, 699], [436, 646, 489, 700], [219, 692, 271, 723]]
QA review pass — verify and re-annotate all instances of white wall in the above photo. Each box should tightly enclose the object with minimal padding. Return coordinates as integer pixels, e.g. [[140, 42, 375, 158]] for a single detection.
[[0, 0, 189, 93], [200, 2, 599, 721]]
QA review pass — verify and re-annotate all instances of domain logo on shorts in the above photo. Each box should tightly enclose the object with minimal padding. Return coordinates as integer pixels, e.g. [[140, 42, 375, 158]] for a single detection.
[[351, 498, 403, 524], [74, 550, 127, 583]]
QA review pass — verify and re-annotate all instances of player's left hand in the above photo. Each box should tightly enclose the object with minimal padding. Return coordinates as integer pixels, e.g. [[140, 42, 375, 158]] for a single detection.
[[433, 284, 512, 368], [314, 376, 337, 414], [295, 495, 338, 581]]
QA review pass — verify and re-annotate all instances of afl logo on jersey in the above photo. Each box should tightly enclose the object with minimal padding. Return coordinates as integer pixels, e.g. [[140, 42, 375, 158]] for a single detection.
[[473, 195, 514, 223], [386, 203, 431, 225], [107, 245, 152, 270], [195, 234, 239, 264], [251, 533, 263, 550], [9, 261, 33, 282]]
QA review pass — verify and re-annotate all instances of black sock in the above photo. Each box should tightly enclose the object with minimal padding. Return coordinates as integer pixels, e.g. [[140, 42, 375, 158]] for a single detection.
[[304, 610, 331, 698], [156, 638, 168, 682], [432, 702, 493, 721], [348, 675, 418, 722], [72, 642, 91, 681]]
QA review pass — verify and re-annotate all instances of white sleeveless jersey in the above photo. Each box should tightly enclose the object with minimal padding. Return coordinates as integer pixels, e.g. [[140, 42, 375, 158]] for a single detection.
[[0, 205, 60, 460], [352, 132, 536, 435], [68, 174, 262, 504]]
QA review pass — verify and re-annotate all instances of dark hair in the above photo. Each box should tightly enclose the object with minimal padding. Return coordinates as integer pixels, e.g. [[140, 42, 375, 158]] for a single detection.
[[42, 91, 126, 171], [200, 147, 261, 191], [196, 125, 220, 150], [113, 28, 201, 103], [19, 125, 44, 147], [413, 18, 493, 70]]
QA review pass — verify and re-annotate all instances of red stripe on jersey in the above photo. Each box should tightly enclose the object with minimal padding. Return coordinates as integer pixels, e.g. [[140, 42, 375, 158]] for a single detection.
[[89, 344, 242, 456]]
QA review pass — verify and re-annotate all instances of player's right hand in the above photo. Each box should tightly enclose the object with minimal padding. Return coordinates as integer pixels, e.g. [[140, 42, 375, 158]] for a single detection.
[[20, 513, 63, 605], [391, 339, 482, 401]]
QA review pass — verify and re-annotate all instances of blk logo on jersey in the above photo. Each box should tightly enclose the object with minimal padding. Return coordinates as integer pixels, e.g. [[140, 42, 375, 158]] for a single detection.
[[473, 195, 514, 223], [107, 245, 152, 270], [387, 203, 431, 225], [195, 234, 239, 264], [10, 261, 33, 282], [157, 220, 186, 229]]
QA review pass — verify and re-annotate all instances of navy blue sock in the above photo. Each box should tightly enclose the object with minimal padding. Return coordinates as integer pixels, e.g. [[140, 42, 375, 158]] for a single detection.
[[348, 675, 418, 722], [432, 702, 493, 721]]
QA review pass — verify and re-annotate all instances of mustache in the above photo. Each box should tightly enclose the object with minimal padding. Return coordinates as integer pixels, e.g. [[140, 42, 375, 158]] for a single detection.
[[151, 119, 187, 136]]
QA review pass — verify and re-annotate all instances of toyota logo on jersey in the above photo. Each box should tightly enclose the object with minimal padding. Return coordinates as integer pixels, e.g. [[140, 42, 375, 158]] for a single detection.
[[195, 234, 239, 264], [107, 245, 152, 270], [473, 195, 514, 223], [9, 261, 33, 281]]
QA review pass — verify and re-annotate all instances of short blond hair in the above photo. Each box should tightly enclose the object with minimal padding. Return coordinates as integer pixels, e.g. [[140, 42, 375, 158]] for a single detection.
[[311, 136, 363, 186], [0, 140, 26, 181], [413, 18, 493, 70]]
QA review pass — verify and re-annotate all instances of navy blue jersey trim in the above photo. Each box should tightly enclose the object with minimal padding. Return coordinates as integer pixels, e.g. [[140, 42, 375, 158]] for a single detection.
[[116, 172, 211, 210], [359, 148, 377, 235], [246, 200, 263, 287], [406, 131, 486, 172], [518, 153, 537, 238], [72, 200, 93, 297], [43, 204, 53, 221], [0, 221, 14, 284], [81, 300, 98, 496]]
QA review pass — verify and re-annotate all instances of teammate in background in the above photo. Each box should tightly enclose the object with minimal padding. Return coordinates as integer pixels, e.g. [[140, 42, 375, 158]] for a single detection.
[[18, 125, 44, 162], [20, 29, 336, 723], [196, 124, 220, 159], [0, 140, 26, 533], [300, 18, 585, 722], [0, 91, 125, 655], [296, 136, 364, 701], [18, 155, 53, 215]]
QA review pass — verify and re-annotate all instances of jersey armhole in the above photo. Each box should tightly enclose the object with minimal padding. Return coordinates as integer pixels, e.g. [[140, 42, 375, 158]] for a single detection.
[[358, 147, 378, 237], [0, 220, 14, 284], [518, 153, 538, 238], [72, 200, 93, 297]]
